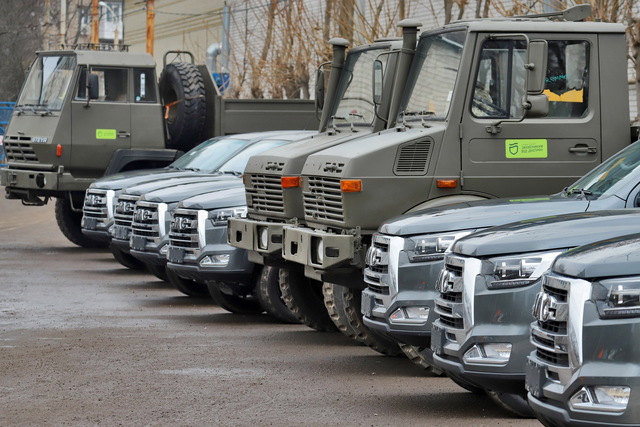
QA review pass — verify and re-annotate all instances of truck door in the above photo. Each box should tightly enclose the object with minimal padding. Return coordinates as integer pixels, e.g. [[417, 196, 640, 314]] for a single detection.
[[460, 35, 600, 197], [71, 66, 131, 178]]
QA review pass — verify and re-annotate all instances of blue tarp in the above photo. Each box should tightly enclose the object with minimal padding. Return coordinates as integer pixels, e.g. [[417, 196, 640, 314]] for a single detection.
[[0, 102, 14, 167]]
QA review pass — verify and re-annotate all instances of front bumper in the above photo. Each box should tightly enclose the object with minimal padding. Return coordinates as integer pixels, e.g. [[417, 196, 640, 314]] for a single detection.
[[167, 242, 255, 284], [281, 225, 356, 269], [227, 217, 285, 265], [1, 166, 91, 194], [81, 217, 113, 243]]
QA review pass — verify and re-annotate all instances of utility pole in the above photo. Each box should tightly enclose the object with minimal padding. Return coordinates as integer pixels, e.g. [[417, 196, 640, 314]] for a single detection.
[[146, 0, 155, 55]]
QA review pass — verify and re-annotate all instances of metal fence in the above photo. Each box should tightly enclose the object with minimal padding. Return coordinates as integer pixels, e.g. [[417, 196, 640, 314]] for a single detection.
[[0, 102, 14, 167]]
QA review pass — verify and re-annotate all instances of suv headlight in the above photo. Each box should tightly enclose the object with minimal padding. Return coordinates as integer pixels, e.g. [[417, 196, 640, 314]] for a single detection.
[[209, 206, 247, 227], [405, 230, 476, 263], [593, 277, 640, 318], [486, 251, 564, 289]]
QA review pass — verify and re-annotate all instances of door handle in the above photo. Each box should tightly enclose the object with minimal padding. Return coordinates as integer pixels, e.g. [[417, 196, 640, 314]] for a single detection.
[[118, 131, 131, 138], [569, 145, 597, 154]]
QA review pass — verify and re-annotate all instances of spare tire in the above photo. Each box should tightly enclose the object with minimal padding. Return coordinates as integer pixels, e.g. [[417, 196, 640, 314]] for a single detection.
[[159, 62, 207, 151]]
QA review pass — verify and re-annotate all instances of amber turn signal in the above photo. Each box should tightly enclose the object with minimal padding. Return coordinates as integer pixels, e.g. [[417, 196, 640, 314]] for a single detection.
[[340, 179, 362, 192], [56, 144, 63, 157], [436, 179, 457, 188], [281, 176, 301, 188]]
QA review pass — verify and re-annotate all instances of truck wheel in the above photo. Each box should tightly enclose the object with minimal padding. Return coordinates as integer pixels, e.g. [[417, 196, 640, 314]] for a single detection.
[[146, 264, 168, 282], [166, 268, 210, 298], [322, 282, 361, 339], [333, 284, 402, 356], [54, 197, 108, 248], [160, 62, 207, 151], [487, 391, 534, 418], [279, 267, 337, 332], [255, 266, 300, 324], [398, 344, 444, 376], [207, 281, 264, 314], [110, 246, 146, 270]]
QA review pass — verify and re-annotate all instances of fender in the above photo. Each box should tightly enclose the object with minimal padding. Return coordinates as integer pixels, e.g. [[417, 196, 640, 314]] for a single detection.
[[104, 148, 183, 176], [405, 194, 491, 213]]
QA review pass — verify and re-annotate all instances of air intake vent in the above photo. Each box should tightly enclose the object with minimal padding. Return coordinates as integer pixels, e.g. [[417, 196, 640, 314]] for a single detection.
[[393, 139, 431, 175]]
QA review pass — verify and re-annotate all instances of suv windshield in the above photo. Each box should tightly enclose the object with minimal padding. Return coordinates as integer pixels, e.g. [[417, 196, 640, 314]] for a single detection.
[[333, 47, 389, 127], [402, 30, 466, 122], [170, 138, 250, 171], [218, 139, 291, 173], [566, 142, 640, 199], [18, 54, 77, 111]]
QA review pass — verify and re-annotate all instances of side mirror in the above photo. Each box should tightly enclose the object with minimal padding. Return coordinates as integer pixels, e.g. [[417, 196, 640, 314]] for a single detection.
[[88, 73, 99, 100], [523, 93, 549, 118], [526, 40, 548, 95], [373, 60, 384, 105], [315, 67, 325, 111]]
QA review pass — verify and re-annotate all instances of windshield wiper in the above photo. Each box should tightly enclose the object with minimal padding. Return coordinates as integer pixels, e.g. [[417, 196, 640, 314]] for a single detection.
[[218, 170, 242, 176], [400, 110, 436, 128], [563, 187, 594, 199]]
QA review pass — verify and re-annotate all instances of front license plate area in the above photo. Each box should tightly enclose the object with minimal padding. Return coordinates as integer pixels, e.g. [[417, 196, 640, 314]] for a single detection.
[[130, 235, 147, 251], [168, 247, 185, 263], [83, 217, 98, 230], [361, 292, 374, 317], [431, 324, 446, 355]]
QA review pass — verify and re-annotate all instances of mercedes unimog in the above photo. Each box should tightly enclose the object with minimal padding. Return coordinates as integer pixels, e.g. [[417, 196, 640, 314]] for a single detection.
[[274, 6, 632, 354], [227, 21, 421, 347], [0, 45, 318, 248]]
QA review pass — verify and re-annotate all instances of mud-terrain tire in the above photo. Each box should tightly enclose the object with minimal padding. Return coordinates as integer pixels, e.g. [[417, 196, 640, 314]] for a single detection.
[[487, 391, 535, 418], [159, 62, 207, 151], [166, 268, 210, 298], [146, 264, 168, 282], [322, 282, 361, 339], [279, 267, 337, 332], [207, 281, 264, 314], [333, 284, 402, 356], [55, 196, 108, 248], [110, 246, 146, 270], [255, 266, 299, 324], [399, 344, 444, 375]]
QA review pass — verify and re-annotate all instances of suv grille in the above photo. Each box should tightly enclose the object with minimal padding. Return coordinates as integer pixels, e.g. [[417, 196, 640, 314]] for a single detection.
[[131, 202, 160, 243], [246, 173, 284, 215], [531, 274, 571, 368], [4, 138, 38, 162], [434, 256, 466, 331], [113, 195, 140, 237], [83, 189, 109, 222], [169, 209, 202, 256], [364, 234, 390, 294], [303, 176, 344, 223]]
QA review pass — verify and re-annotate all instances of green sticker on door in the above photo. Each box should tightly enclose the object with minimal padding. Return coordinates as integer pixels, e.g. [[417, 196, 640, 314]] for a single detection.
[[505, 139, 548, 158], [96, 129, 117, 140]]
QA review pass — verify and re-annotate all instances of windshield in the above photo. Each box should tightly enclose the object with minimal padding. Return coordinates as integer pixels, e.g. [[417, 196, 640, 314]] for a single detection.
[[218, 139, 291, 173], [18, 55, 77, 111], [567, 142, 640, 199], [402, 30, 466, 121], [170, 138, 250, 171], [332, 47, 388, 127]]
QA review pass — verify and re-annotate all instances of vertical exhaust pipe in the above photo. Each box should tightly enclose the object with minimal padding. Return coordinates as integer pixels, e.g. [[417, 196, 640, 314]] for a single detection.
[[318, 38, 350, 132]]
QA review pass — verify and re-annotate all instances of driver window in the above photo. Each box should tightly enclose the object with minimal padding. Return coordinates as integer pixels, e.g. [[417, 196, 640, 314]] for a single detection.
[[75, 67, 129, 102]]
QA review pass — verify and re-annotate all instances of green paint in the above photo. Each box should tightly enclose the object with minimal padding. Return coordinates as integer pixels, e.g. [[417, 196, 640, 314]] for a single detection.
[[505, 139, 548, 158], [96, 129, 117, 140]]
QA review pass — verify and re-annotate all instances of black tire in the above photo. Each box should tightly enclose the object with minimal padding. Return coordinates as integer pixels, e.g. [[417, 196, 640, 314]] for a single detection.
[[146, 264, 168, 282], [448, 374, 486, 395], [110, 246, 146, 270], [159, 62, 207, 151], [166, 268, 210, 298], [255, 266, 300, 324], [333, 284, 402, 356], [278, 267, 337, 332], [55, 196, 108, 248], [399, 344, 444, 376], [207, 281, 264, 314], [322, 282, 361, 339], [487, 391, 535, 418]]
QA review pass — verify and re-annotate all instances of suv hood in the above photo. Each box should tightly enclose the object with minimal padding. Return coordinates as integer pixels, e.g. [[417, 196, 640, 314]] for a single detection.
[[379, 196, 589, 236], [452, 210, 640, 257], [122, 174, 237, 196], [91, 169, 210, 191], [138, 178, 243, 203], [177, 187, 246, 211]]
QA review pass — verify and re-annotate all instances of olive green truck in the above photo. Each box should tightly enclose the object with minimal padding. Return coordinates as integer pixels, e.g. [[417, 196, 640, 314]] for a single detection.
[[0, 46, 318, 247]]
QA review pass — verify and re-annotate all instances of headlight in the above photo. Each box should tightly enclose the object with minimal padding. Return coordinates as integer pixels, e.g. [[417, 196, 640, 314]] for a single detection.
[[593, 277, 640, 318], [405, 230, 475, 263], [209, 206, 247, 227], [486, 251, 563, 289]]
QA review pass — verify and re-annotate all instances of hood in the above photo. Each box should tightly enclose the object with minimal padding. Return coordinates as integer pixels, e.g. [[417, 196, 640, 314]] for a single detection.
[[122, 174, 238, 196], [552, 233, 640, 279], [452, 210, 640, 257], [177, 187, 246, 210], [380, 196, 589, 235], [139, 177, 243, 203], [90, 169, 208, 191]]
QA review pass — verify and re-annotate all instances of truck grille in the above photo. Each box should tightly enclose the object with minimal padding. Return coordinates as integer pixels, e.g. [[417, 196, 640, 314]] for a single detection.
[[303, 176, 344, 223], [4, 139, 38, 162], [169, 209, 202, 256], [113, 195, 140, 237], [246, 173, 284, 215], [434, 256, 467, 332], [83, 189, 109, 222], [530, 274, 571, 368], [364, 234, 390, 294], [131, 202, 160, 247]]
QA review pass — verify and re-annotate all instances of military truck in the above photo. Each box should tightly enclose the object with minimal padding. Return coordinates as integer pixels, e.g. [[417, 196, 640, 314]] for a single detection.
[[268, 6, 632, 352], [527, 234, 640, 426], [0, 45, 318, 248]]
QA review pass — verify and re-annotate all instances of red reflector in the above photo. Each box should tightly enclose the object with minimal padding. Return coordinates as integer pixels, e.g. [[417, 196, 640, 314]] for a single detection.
[[340, 179, 362, 192], [281, 176, 300, 188], [436, 179, 457, 188], [56, 144, 63, 157]]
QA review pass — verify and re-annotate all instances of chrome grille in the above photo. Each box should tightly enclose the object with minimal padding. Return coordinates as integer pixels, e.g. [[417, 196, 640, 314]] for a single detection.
[[83, 189, 109, 221], [531, 274, 571, 368], [4, 139, 38, 162], [303, 176, 344, 223], [131, 201, 160, 240], [169, 209, 201, 256], [113, 195, 140, 231], [434, 256, 465, 331], [364, 234, 390, 295], [246, 174, 284, 215]]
